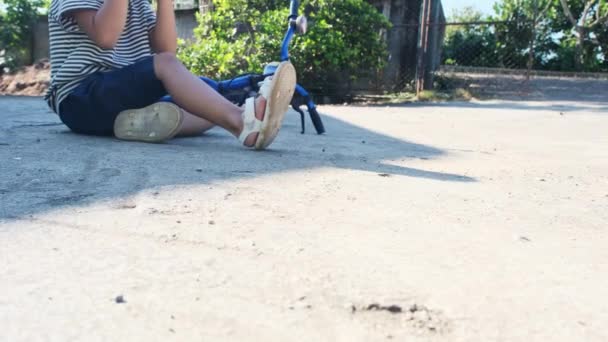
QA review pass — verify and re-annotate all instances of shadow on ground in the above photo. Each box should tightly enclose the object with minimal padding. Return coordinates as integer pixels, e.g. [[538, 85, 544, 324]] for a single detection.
[[0, 97, 474, 220]]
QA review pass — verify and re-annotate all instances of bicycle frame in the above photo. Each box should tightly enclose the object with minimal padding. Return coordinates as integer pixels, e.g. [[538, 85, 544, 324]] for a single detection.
[[168, 0, 325, 134], [281, 0, 299, 61]]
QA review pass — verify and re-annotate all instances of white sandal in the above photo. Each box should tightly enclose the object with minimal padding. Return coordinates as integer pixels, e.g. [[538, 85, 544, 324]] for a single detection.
[[238, 61, 297, 150]]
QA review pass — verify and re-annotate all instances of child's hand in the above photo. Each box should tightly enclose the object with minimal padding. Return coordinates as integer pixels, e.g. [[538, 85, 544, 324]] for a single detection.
[[72, 0, 129, 49]]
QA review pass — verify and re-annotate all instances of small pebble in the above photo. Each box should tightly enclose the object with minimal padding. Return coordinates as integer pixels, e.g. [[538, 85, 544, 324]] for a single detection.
[[385, 305, 402, 314], [115, 295, 126, 304]]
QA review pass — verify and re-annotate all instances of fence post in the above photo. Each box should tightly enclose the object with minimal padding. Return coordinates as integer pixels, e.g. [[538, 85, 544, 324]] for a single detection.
[[199, 0, 213, 14], [416, 0, 431, 95], [424, 0, 442, 88]]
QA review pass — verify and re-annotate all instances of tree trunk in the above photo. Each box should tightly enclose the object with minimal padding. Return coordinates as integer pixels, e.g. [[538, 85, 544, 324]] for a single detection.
[[527, 31, 536, 79], [527, 0, 539, 80], [575, 26, 585, 71]]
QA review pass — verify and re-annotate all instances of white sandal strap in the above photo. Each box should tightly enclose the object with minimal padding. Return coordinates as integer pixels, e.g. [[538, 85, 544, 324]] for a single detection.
[[258, 74, 274, 99], [238, 97, 263, 144]]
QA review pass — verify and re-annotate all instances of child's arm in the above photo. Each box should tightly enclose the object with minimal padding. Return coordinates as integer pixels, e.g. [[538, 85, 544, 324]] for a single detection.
[[71, 0, 129, 49], [149, 0, 178, 54]]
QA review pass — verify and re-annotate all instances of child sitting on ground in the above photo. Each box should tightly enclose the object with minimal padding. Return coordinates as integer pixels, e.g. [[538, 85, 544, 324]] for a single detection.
[[45, 0, 296, 150]]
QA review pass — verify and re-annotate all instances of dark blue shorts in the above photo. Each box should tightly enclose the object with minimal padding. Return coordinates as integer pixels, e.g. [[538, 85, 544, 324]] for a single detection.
[[59, 56, 169, 136]]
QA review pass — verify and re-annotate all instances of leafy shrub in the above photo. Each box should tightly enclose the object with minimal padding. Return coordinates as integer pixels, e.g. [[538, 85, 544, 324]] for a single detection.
[[0, 0, 45, 70], [178, 0, 390, 95]]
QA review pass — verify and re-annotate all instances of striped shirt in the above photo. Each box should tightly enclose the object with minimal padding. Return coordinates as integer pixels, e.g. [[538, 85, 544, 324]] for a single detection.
[[45, 0, 157, 114]]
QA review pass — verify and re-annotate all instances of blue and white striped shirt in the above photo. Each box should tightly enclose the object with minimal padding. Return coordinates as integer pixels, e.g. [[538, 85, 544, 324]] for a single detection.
[[45, 0, 157, 114]]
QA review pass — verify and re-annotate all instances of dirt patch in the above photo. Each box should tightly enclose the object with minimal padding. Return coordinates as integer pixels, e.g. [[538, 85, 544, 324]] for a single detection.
[[0, 60, 50, 96]]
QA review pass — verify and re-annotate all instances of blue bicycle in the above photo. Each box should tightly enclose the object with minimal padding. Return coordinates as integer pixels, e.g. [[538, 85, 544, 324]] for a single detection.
[[192, 0, 326, 135]]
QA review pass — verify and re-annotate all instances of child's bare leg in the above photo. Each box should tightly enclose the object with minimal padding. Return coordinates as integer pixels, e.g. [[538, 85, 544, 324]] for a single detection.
[[177, 111, 214, 137], [153, 53, 258, 144]]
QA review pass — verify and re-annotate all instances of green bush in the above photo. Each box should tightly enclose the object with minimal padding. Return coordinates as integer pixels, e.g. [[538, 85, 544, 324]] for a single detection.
[[178, 0, 390, 95], [0, 0, 45, 70]]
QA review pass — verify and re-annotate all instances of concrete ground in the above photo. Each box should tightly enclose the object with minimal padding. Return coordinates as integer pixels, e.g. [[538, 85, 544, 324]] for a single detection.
[[1, 80, 607, 341]]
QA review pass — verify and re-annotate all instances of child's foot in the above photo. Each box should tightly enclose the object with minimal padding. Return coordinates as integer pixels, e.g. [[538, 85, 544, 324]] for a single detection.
[[238, 61, 296, 150], [241, 97, 268, 147], [114, 102, 183, 143]]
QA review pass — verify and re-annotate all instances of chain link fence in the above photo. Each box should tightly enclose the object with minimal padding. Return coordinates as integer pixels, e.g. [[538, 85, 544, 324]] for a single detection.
[[427, 19, 608, 99]]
